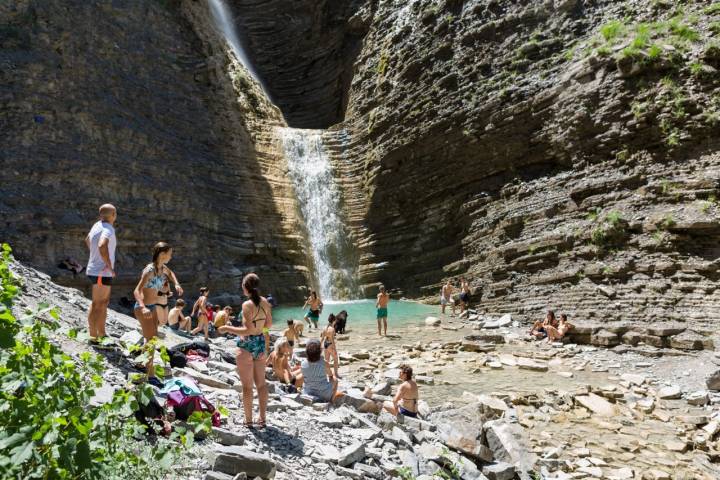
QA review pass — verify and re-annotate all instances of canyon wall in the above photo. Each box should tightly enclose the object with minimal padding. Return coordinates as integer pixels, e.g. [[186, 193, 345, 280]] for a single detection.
[[329, 0, 720, 328], [0, 0, 311, 305]]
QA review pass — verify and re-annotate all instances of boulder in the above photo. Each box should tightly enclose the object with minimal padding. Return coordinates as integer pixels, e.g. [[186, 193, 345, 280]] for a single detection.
[[431, 403, 493, 461], [657, 385, 682, 400], [687, 391, 708, 406], [371, 380, 392, 395], [645, 323, 686, 337], [208, 446, 276, 479], [338, 442, 366, 467], [482, 462, 516, 480], [354, 463, 382, 479], [707, 370, 720, 391], [203, 472, 234, 480], [398, 449, 419, 477], [670, 330, 713, 350], [483, 314, 512, 329], [212, 427, 246, 446], [425, 317, 441, 326], [483, 420, 536, 471], [517, 357, 548, 372], [575, 393, 617, 416], [591, 329, 619, 347], [498, 354, 517, 367]]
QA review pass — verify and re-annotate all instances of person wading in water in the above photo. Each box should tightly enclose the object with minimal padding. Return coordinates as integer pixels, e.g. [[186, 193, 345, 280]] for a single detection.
[[302, 290, 322, 330], [376, 285, 390, 336]]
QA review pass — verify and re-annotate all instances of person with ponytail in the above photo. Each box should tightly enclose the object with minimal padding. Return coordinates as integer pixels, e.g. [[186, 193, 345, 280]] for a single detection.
[[133, 242, 183, 387], [217, 273, 273, 428]]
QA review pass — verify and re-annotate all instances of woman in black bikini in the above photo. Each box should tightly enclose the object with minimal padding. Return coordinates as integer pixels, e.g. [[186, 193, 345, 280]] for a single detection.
[[320, 313, 340, 378], [383, 364, 419, 418], [218, 273, 272, 428], [133, 242, 183, 385]]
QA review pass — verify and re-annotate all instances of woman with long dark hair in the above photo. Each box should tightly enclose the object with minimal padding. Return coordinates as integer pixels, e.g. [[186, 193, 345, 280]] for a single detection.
[[218, 273, 273, 428], [133, 242, 183, 385]]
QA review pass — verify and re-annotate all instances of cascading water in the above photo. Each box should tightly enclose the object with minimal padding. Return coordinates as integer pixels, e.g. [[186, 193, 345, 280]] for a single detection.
[[207, 0, 271, 98], [280, 128, 360, 301]]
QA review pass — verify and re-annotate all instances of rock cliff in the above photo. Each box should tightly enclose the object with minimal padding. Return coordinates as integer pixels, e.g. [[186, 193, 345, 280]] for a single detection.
[[324, 0, 720, 328], [3, 0, 720, 329], [0, 0, 311, 304]]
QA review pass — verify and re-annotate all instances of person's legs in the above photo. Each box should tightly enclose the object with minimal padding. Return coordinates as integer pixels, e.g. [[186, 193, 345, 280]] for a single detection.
[[252, 356, 268, 425], [304, 314, 311, 329], [203, 319, 209, 341], [135, 307, 159, 378], [191, 315, 206, 335], [157, 307, 168, 327], [180, 316, 191, 332], [377, 318, 382, 336], [236, 349, 255, 425], [88, 283, 111, 339], [331, 346, 340, 377], [383, 400, 398, 415], [382, 317, 388, 336]]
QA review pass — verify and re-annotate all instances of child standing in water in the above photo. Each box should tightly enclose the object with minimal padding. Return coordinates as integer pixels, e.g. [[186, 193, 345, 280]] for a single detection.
[[376, 285, 390, 336]]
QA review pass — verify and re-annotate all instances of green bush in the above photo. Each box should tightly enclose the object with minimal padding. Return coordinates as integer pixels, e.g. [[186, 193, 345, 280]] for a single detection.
[[0, 244, 189, 479]]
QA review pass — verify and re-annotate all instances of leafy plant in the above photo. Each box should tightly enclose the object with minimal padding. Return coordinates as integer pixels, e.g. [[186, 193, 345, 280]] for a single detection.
[[706, 4, 720, 15], [661, 213, 676, 229], [396, 466, 416, 480], [0, 244, 189, 479]]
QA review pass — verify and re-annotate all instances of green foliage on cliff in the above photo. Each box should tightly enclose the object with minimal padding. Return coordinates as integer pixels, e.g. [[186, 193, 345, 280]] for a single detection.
[[0, 244, 187, 479]]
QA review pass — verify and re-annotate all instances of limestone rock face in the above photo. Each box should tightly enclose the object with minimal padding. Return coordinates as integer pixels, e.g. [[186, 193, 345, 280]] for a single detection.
[[0, 0, 310, 304], [319, 0, 720, 330]]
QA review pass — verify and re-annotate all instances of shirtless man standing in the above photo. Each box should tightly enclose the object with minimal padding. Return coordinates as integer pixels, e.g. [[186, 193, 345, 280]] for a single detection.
[[440, 280, 455, 316], [376, 285, 390, 336], [85, 203, 117, 344]]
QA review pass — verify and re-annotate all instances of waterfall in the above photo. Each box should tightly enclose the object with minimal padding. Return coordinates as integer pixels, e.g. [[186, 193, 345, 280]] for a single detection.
[[280, 128, 359, 301], [207, 0, 271, 98]]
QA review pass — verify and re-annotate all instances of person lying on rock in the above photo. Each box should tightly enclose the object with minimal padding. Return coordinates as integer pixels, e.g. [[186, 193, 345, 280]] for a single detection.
[[301, 340, 343, 403], [266, 337, 303, 391], [545, 313, 573, 342], [383, 364, 419, 418], [529, 310, 556, 339]]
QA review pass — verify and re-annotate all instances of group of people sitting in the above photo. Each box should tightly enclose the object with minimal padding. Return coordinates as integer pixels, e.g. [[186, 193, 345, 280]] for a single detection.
[[529, 310, 573, 341], [162, 292, 237, 341], [267, 311, 419, 418]]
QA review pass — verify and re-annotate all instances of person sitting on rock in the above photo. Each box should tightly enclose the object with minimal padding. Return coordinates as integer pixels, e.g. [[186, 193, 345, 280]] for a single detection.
[[283, 318, 302, 347], [266, 337, 303, 391], [383, 364, 419, 418], [301, 340, 343, 403], [545, 313, 573, 342], [168, 298, 191, 333], [530, 310, 556, 339]]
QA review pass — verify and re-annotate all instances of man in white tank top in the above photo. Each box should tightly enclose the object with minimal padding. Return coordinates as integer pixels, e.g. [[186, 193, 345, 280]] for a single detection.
[[85, 204, 117, 343]]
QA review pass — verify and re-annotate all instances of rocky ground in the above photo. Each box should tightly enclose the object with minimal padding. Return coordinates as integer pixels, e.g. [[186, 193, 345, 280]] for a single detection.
[[10, 258, 720, 479]]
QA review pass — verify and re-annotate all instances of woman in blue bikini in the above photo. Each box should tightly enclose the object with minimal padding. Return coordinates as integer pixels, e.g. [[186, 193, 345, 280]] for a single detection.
[[218, 273, 272, 428], [133, 242, 183, 385]]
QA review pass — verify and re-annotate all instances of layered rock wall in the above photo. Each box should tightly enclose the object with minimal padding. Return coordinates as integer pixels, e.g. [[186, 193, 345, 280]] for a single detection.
[[326, 0, 720, 328], [0, 0, 311, 304]]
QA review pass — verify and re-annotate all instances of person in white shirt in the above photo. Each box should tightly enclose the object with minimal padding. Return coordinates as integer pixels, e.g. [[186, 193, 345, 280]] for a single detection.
[[85, 203, 117, 343]]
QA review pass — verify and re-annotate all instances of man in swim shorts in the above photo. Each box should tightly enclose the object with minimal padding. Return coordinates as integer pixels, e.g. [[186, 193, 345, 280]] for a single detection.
[[85, 203, 117, 344], [376, 285, 390, 336], [440, 280, 455, 316]]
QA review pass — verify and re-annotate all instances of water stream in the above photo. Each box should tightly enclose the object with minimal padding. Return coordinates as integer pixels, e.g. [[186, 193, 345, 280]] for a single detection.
[[207, 0, 270, 98], [280, 128, 360, 301]]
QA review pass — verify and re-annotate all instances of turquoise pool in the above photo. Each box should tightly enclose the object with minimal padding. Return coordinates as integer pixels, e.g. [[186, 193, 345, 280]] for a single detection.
[[270, 299, 437, 329]]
